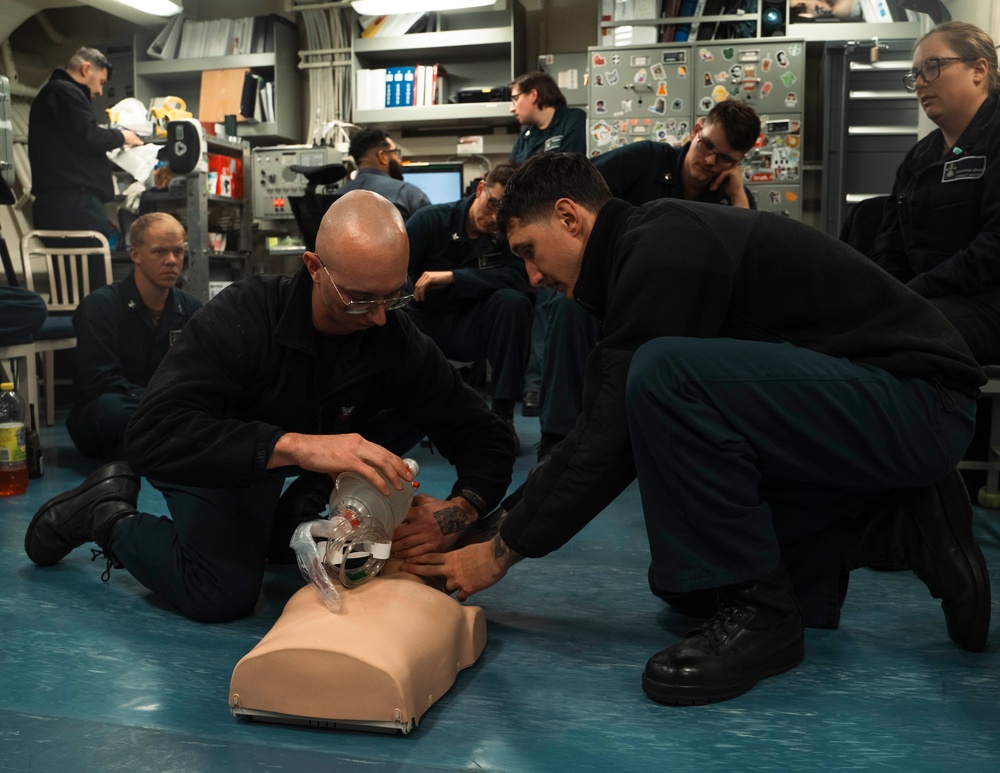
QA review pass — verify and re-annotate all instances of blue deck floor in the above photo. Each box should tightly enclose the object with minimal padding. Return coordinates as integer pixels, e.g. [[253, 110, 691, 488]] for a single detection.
[[2, 410, 999, 772]]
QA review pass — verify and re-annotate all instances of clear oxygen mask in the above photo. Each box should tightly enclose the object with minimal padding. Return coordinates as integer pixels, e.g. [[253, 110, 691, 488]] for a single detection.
[[291, 459, 420, 613]]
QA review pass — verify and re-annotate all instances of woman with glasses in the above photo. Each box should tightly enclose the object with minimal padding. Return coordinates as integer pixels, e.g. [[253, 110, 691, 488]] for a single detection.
[[870, 21, 1000, 365]]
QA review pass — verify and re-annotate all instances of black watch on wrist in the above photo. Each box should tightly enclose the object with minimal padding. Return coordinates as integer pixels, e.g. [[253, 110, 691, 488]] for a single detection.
[[458, 487, 489, 519]]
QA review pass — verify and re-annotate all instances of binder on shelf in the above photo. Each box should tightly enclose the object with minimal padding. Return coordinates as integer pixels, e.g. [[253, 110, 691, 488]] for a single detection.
[[250, 16, 267, 53], [240, 72, 263, 122], [147, 12, 185, 60], [260, 81, 275, 124], [385, 66, 415, 107]]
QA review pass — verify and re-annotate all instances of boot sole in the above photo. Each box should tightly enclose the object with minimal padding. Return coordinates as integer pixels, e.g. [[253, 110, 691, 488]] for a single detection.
[[942, 537, 990, 653], [24, 467, 139, 566], [641, 636, 804, 706], [936, 475, 991, 653]]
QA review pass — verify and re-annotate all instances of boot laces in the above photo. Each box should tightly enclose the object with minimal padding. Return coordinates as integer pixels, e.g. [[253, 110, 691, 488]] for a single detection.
[[693, 589, 751, 646], [90, 549, 120, 582]]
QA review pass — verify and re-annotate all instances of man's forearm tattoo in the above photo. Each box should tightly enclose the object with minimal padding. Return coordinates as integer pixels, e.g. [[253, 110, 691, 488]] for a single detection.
[[492, 533, 508, 561], [434, 505, 473, 535]]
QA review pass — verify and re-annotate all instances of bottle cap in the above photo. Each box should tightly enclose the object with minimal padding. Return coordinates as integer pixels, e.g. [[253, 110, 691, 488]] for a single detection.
[[1, 382, 13, 391]]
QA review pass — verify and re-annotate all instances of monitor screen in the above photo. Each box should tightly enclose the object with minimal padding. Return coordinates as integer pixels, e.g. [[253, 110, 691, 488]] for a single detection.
[[401, 163, 465, 205]]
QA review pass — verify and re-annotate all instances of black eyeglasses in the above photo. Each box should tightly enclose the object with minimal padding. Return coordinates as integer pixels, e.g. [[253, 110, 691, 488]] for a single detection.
[[695, 134, 740, 167], [902, 57, 969, 92], [510, 91, 525, 104], [382, 145, 402, 159], [315, 255, 413, 315], [483, 186, 501, 212]]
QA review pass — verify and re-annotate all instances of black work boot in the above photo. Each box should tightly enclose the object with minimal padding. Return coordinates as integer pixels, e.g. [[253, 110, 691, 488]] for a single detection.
[[642, 565, 804, 706], [269, 471, 335, 564], [25, 462, 140, 567], [851, 469, 991, 652]]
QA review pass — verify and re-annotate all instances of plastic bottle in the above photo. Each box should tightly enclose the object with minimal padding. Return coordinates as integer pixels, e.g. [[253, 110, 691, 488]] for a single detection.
[[328, 458, 420, 536], [0, 382, 29, 497]]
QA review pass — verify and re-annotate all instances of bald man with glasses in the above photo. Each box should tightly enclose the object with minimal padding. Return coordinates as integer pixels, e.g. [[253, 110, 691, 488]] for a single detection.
[[26, 191, 515, 623]]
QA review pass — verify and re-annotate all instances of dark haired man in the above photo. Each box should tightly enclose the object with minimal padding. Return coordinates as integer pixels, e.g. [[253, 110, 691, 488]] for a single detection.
[[403, 152, 990, 706], [405, 161, 530, 452], [29, 47, 144, 238], [593, 99, 761, 208], [335, 127, 430, 221], [527, 101, 762, 458], [66, 213, 201, 461], [508, 71, 587, 165]]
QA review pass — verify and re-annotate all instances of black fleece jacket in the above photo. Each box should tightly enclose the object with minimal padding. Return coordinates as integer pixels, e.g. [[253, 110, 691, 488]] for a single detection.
[[500, 198, 985, 558], [28, 69, 125, 201], [871, 95, 1000, 298], [125, 267, 514, 509]]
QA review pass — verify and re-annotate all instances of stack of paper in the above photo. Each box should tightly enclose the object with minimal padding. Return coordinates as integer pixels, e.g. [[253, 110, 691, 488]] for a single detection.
[[152, 15, 276, 60]]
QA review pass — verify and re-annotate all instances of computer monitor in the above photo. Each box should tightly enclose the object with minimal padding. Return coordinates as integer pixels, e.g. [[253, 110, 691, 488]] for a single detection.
[[401, 162, 465, 205]]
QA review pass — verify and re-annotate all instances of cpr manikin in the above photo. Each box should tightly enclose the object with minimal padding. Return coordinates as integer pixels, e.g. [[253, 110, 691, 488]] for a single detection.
[[230, 461, 487, 733]]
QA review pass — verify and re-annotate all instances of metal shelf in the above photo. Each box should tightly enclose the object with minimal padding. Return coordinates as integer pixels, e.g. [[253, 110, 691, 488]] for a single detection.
[[352, 2, 524, 128], [133, 20, 301, 145], [353, 28, 512, 62], [354, 101, 514, 129], [135, 53, 277, 77]]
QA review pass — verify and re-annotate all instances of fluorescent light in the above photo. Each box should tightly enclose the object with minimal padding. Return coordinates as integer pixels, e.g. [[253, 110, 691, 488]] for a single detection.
[[352, 0, 495, 15], [109, 0, 183, 16]]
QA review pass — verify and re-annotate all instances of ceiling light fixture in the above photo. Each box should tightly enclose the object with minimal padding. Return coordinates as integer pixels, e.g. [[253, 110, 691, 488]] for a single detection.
[[109, 0, 183, 17], [351, 0, 495, 15]]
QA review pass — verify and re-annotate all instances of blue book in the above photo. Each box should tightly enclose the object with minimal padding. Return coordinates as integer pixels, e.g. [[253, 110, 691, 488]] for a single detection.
[[401, 66, 415, 107], [674, 0, 701, 42]]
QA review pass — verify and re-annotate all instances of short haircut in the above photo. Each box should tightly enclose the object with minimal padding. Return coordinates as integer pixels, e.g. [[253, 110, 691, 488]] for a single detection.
[[510, 71, 566, 109], [66, 47, 112, 80], [349, 127, 392, 163], [130, 213, 185, 248], [485, 160, 519, 189], [704, 100, 761, 154], [918, 21, 1000, 96], [496, 153, 611, 237]]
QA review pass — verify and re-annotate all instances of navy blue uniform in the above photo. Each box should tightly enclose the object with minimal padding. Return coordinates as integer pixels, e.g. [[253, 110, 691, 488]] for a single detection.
[[592, 139, 757, 208], [510, 103, 590, 432], [405, 196, 531, 402], [333, 167, 431, 221], [67, 273, 201, 459], [871, 95, 1000, 363], [509, 104, 587, 163]]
